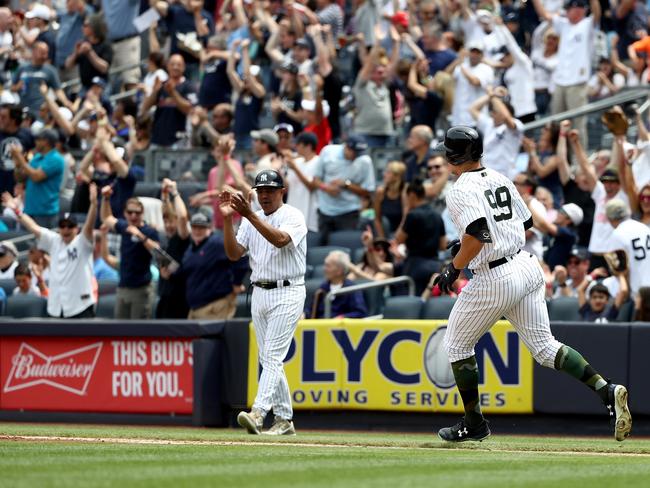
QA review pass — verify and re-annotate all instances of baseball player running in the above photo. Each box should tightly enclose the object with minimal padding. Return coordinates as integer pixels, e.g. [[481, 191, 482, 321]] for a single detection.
[[221, 169, 307, 436], [433, 126, 631, 442]]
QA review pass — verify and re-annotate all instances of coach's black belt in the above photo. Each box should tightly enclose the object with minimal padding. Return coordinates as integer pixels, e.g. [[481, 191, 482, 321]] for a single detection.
[[488, 250, 521, 269], [252, 280, 291, 289]]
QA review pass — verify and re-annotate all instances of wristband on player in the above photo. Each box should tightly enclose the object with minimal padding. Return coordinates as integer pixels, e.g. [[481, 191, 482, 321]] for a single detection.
[[14, 208, 22, 218]]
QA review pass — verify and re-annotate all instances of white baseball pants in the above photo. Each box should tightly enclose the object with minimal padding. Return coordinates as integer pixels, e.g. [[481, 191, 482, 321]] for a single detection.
[[444, 251, 563, 367], [251, 285, 306, 420]]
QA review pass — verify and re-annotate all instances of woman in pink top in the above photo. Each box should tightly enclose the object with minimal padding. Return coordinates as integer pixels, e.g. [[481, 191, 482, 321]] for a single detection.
[[190, 136, 245, 229]]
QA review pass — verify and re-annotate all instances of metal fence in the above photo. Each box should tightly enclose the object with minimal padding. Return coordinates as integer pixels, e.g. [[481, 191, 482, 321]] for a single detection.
[[137, 147, 406, 183], [522, 86, 650, 149]]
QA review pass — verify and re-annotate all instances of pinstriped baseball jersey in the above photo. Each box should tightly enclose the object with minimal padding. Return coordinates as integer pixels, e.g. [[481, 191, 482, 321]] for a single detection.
[[444, 166, 563, 367], [236, 202, 307, 421], [446, 167, 531, 269], [236, 203, 307, 284]]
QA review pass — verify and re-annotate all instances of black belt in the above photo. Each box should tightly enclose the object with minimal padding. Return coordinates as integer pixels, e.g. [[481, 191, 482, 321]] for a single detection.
[[488, 250, 521, 269], [252, 280, 291, 289]]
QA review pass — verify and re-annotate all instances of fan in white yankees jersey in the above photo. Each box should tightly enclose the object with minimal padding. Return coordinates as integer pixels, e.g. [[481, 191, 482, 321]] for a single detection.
[[221, 169, 307, 437], [433, 125, 631, 443], [605, 199, 650, 296]]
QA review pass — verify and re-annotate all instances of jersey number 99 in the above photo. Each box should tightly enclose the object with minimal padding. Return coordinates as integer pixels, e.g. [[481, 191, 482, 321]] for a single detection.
[[484, 186, 513, 222]]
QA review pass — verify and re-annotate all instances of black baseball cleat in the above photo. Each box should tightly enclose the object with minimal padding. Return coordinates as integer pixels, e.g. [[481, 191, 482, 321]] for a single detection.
[[438, 418, 491, 442], [604, 384, 632, 442]]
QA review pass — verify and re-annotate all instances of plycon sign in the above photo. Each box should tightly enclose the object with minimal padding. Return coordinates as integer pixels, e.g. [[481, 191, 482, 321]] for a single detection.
[[247, 320, 533, 413]]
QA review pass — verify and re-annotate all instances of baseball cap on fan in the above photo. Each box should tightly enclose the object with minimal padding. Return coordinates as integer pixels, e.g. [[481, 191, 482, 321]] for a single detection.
[[58, 212, 78, 228], [253, 169, 285, 189], [0, 241, 18, 258], [345, 134, 368, 153], [190, 212, 211, 227], [560, 203, 583, 226], [250, 128, 279, 147], [600, 168, 620, 182], [466, 39, 485, 52], [391, 11, 409, 28], [25, 4, 51, 20], [570, 246, 589, 262]]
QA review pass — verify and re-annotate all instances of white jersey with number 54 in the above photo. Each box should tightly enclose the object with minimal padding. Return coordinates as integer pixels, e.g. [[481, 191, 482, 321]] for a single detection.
[[608, 219, 650, 295], [446, 167, 531, 269]]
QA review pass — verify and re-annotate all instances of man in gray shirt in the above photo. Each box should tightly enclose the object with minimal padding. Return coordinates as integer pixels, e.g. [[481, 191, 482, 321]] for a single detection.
[[353, 37, 395, 148]]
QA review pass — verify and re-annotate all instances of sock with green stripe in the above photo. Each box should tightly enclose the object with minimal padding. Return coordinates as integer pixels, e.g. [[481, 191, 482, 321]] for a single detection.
[[554, 345, 609, 402], [451, 356, 484, 427]]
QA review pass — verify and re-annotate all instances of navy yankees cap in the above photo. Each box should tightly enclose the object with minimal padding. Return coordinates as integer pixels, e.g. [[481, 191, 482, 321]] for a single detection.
[[58, 212, 78, 228], [345, 134, 368, 153], [253, 169, 285, 189]]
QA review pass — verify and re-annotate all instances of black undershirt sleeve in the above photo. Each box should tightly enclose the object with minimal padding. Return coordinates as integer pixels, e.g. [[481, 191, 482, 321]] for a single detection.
[[465, 217, 492, 243], [523, 216, 533, 231]]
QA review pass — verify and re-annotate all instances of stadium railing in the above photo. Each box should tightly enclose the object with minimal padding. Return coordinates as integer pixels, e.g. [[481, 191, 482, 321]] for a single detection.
[[323, 276, 416, 319], [523, 86, 650, 150]]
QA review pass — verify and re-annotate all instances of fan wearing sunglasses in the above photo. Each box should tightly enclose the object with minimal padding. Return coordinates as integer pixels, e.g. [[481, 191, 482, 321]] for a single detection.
[[100, 186, 160, 319], [2, 184, 98, 318]]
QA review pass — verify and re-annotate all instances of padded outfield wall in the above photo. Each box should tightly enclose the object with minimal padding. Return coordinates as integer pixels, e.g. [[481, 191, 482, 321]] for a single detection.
[[0, 319, 645, 425]]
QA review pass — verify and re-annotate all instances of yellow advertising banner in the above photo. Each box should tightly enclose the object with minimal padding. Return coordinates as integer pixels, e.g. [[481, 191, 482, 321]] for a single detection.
[[247, 319, 533, 413]]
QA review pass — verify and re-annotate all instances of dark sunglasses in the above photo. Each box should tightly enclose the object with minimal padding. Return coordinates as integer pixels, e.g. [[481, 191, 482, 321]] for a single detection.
[[640, 195, 650, 202], [126, 209, 143, 215]]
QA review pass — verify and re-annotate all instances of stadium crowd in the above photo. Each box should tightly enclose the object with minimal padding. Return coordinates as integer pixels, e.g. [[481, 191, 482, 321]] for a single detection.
[[0, 0, 650, 322]]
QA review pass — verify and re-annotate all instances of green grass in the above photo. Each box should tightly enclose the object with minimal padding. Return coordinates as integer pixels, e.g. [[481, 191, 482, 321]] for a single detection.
[[1, 423, 649, 488]]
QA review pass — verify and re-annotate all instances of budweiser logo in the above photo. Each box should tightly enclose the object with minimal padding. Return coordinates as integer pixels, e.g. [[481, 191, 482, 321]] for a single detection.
[[3, 342, 103, 395]]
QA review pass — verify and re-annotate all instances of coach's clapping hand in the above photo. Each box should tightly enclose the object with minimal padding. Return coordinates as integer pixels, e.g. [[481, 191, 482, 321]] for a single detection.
[[228, 191, 253, 218], [218, 191, 235, 218], [433, 262, 460, 294]]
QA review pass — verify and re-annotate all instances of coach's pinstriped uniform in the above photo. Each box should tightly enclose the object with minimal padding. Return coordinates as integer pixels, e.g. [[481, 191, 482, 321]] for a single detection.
[[236, 204, 307, 419], [444, 167, 563, 367]]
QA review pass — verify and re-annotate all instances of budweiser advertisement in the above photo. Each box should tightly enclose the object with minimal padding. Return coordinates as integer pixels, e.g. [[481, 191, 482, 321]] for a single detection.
[[0, 337, 193, 414]]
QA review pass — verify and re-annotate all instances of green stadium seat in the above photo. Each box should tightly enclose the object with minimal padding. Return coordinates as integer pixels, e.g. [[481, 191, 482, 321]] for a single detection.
[[547, 296, 581, 321], [382, 296, 423, 319], [421, 296, 456, 320], [5, 295, 48, 318]]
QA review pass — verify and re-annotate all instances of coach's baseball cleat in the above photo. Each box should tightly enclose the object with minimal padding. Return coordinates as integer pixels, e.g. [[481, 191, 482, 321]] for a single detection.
[[262, 418, 296, 436], [237, 409, 264, 435], [438, 418, 491, 442], [604, 384, 632, 441]]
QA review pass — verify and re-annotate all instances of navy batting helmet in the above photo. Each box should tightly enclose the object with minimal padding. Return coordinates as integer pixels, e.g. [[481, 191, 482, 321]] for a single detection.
[[253, 169, 285, 189], [436, 126, 483, 165]]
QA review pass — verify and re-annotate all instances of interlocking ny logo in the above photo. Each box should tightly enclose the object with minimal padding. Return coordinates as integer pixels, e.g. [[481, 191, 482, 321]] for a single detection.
[[3, 342, 103, 395], [260, 173, 268, 181]]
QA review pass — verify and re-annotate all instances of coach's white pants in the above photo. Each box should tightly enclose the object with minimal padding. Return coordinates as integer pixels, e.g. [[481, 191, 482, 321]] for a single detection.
[[444, 251, 563, 368], [251, 285, 305, 420]]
